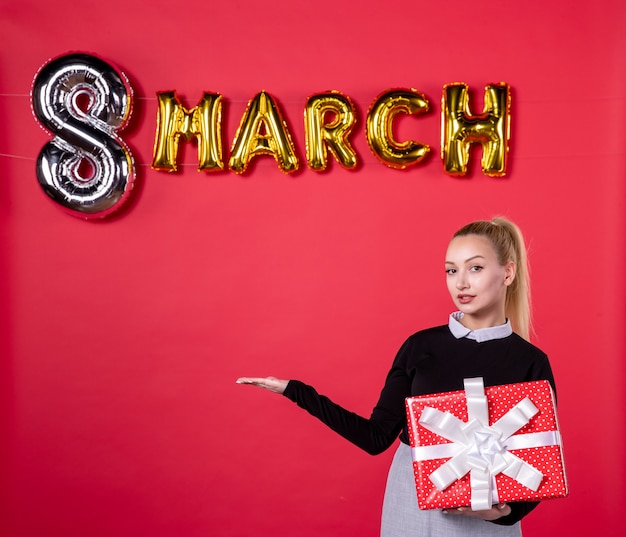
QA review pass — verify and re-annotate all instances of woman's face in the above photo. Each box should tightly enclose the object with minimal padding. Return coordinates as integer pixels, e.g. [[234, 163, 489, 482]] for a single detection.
[[444, 234, 515, 329]]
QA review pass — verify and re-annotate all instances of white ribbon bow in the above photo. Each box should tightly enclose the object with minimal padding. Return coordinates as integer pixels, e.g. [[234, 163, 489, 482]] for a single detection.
[[413, 377, 557, 511]]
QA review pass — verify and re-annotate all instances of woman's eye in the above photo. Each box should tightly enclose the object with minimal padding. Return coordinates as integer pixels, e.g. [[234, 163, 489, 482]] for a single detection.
[[470, 265, 483, 272], [445, 268, 456, 275]]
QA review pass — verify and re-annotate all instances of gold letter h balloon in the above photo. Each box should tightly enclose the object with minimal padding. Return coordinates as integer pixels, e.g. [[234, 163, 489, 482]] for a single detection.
[[441, 83, 511, 177]]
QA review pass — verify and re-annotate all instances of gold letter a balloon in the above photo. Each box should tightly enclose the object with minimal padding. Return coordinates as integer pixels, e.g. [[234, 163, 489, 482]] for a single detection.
[[229, 91, 299, 174]]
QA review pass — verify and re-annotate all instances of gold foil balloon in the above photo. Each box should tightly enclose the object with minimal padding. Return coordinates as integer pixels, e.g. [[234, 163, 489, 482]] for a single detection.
[[304, 91, 358, 171], [441, 83, 511, 176], [152, 91, 224, 172], [229, 91, 299, 174], [366, 89, 431, 169]]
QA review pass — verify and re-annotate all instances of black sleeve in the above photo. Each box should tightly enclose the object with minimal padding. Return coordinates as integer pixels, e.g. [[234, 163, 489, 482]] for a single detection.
[[282, 379, 405, 455], [491, 501, 539, 526], [282, 341, 413, 455], [535, 354, 557, 400]]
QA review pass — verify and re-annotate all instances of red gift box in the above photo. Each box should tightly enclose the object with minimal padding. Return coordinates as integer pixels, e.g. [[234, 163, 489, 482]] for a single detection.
[[405, 378, 568, 511]]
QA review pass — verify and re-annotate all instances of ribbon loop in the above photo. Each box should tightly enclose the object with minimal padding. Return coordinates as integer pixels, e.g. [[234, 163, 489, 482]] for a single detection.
[[491, 397, 539, 439], [419, 406, 470, 444], [501, 452, 543, 491], [429, 452, 470, 490]]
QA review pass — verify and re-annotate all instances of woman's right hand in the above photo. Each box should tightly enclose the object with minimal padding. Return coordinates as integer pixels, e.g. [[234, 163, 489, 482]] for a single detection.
[[236, 376, 289, 395]]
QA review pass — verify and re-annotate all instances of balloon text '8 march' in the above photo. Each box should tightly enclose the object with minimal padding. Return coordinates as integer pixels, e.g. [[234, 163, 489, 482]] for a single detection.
[[32, 53, 512, 219]]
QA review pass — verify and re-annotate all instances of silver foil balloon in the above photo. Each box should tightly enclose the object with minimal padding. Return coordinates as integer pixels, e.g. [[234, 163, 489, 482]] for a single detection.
[[32, 53, 135, 218]]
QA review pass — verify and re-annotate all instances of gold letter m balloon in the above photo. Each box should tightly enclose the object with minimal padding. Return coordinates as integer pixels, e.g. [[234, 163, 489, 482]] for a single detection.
[[442, 83, 511, 177], [152, 91, 224, 172]]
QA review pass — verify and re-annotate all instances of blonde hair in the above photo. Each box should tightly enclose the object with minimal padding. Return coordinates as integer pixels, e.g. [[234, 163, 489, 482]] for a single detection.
[[453, 217, 532, 341]]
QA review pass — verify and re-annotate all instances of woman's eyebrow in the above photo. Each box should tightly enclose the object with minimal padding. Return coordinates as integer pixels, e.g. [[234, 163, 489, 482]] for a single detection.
[[464, 255, 486, 263], [445, 255, 486, 265]]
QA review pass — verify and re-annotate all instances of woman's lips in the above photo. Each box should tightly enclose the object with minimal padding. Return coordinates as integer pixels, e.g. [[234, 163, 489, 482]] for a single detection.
[[457, 294, 475, 304]]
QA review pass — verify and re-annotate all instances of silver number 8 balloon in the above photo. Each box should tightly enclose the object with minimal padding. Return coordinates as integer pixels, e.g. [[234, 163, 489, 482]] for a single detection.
[[32, 53, 135, 218]]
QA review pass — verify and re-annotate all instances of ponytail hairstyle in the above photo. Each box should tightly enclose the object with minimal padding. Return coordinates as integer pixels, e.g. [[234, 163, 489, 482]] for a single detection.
[[452, 217, 532, 341]]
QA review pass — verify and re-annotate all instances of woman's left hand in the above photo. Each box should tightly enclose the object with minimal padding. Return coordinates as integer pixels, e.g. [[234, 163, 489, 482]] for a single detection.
[[442, 503, 511, 521]]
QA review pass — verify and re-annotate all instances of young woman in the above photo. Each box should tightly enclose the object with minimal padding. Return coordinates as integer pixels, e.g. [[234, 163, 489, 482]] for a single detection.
[[237, 217, 555, 536]]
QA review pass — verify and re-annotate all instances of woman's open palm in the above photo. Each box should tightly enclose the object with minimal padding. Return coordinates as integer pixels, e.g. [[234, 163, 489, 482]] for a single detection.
[[236, 376, 288, 394]]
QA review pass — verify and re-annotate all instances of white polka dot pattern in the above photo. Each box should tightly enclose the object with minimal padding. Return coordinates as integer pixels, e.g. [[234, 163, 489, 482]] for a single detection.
[[405, 380, 568, 510]]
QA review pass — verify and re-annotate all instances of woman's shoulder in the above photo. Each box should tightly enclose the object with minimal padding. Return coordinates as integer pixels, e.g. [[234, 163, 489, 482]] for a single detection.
[[400, 324, 454, 348], [506, 332, 548, 358], [390, 324, 454, 366]]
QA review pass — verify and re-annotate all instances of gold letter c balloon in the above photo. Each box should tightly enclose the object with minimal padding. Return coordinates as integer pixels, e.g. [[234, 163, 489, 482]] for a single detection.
[[366, 89, 431, 169]]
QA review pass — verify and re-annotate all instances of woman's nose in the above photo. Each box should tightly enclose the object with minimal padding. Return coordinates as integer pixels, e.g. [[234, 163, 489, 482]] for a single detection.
[[456, 273, 469, 289]]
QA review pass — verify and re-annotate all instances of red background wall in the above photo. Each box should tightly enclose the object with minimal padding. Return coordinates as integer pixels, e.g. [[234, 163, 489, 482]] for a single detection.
[[1, 1, 624, 536]]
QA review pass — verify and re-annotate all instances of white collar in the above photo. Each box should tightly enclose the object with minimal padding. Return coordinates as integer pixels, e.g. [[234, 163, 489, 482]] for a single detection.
[[448, 312, 512, 342]]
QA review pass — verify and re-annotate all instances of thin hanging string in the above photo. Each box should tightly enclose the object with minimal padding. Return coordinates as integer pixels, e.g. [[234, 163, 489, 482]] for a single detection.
[[2, 94, 626, 163]]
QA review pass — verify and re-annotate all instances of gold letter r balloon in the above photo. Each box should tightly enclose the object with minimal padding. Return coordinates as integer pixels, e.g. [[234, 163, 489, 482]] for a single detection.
[[304, 91, 358, 171]]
